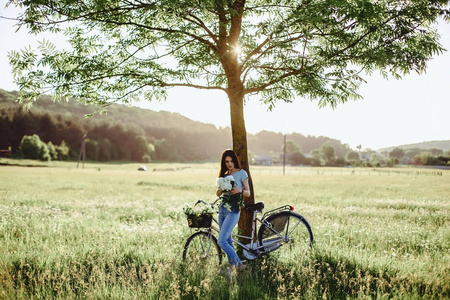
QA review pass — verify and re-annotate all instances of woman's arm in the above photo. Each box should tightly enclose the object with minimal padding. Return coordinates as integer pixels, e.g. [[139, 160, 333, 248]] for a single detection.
[[241, 178, 251, 198], [229, 178, 250, 197], [216, 187, 223, 197]]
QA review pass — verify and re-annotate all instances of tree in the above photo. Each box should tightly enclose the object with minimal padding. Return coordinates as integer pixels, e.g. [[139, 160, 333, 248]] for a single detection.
[[389, 147, 405, 160], [282, 139, 304, 164], [346, 150, 360, 164], [55, 140, 70, 160], [437, 155, 450, 165], [85, 139, 99, 161], [310, 149, 322, 166], [47, 141, 58, 160], [132, 136, 151, 161], [370, 152, 382, 167], [321, 139, 348, 158], [429, 148, 444, 156], [97, 138, 118, 161], [413, 155, 423, 165], [19, 134, 51, 161], [290, 150, 308, 165], [405, 148, 421, 159], [420, 151, 439, 165], [8, 0, 449, 236], [0, 114, 14, 151], [283, 140, 302, 155], [321, 145, 336, 166]]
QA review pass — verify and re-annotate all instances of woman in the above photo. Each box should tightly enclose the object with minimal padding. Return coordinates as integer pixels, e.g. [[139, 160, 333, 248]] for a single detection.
[[216, 149, 251, 268]]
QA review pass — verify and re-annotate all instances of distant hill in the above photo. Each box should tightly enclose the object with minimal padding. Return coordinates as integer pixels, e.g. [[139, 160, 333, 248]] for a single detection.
[[378, 140, 450, 153], [0, 89, 232, 161], [1, 89, 354, 162], [3, 88, 447, 163]]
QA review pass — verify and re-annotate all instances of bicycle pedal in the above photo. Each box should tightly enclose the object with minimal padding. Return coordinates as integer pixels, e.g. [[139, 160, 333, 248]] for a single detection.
[[243, 249, 258, 260]]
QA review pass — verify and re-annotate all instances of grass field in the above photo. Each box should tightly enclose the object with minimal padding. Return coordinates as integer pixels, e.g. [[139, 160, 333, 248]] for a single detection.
[[0, 159, 449, 299]]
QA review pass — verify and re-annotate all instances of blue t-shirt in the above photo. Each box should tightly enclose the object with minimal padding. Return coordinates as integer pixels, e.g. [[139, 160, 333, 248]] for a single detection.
[[229, 169, 248, 190]]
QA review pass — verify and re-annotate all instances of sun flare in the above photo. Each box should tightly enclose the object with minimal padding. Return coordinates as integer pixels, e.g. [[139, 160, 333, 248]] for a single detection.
[[232, 44, 242, 55]]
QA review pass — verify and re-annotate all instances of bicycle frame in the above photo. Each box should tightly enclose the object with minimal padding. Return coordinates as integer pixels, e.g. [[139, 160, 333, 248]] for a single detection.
[[184, 199, 313, 264], [205, 204, 290, 259]]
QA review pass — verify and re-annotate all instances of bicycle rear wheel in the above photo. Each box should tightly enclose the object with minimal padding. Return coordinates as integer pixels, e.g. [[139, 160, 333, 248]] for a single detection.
[[183, 231, 222, 266], [258, 211, 313, 258]]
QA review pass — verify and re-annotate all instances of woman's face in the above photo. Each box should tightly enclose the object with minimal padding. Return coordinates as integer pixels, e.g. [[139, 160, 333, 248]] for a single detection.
[[225, 156, 235, 171]]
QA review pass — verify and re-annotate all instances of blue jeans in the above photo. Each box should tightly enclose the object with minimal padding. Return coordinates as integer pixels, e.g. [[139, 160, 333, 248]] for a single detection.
[[218, 205, 242, 267]]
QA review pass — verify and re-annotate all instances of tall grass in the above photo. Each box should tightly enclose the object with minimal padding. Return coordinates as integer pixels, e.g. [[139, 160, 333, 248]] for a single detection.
[[0, 160, 448, 299]]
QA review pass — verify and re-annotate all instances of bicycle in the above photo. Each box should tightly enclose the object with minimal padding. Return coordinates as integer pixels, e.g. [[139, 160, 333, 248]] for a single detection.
[[182, 198, 313, 266]]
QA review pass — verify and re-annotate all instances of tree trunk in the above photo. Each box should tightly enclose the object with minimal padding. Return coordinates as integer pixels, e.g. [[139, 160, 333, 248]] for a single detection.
[[228, 84, 254, 239], [222, 0, 252, 239]]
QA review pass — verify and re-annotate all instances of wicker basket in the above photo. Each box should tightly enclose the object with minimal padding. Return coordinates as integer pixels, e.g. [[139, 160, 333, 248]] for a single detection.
[[186, 213, 213, 228]]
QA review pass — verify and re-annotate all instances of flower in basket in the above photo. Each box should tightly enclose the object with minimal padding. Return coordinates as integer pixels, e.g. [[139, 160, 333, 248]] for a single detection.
[[182, 203, 213, 218], [182, 202, 214, 228], [182, 203, 194, 217], [216, 175, 244, 212]]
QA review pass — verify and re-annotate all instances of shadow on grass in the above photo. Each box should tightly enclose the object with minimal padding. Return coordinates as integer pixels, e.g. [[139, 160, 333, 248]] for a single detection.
[[3, 249, 448, 299], [231, 250, 448, 299]]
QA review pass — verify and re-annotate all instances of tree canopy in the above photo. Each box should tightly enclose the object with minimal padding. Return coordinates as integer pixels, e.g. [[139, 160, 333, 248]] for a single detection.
[[9, 0, 449, 106], [8, 0, 449, 235]]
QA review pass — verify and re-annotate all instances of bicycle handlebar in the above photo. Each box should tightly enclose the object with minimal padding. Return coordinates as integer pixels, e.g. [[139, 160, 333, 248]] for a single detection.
[[194, 199, 208, 206], [195, 198, 221, 207]]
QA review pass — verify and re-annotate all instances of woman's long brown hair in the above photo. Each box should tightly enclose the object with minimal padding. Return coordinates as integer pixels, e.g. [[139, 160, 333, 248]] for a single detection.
[[218, 149, 242, 178]]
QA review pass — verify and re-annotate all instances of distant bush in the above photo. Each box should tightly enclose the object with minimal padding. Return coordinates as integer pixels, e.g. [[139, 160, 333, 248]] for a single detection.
[[142, 154, 151, 163], [55, 140, 70, 160], [290, 150, 309, 165], [47, 141, 58, 160], [19, 134, 51, 161]]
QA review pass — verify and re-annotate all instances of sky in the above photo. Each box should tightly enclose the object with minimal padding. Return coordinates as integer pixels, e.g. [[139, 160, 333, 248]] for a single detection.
[[1, 5, 449, 151]]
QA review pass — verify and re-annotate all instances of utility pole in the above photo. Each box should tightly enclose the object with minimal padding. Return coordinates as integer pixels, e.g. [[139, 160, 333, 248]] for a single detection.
[[77, 134, 87, 168]]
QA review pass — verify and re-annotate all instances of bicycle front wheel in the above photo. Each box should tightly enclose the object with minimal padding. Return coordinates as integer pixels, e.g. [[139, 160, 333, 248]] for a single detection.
[[183, 231, 222, 266], [258, 211, 313, 258]]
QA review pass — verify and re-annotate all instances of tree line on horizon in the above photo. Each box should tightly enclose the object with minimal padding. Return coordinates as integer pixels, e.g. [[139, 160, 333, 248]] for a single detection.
[[1, 89, 449, 167], [0, 89, 232, 162]]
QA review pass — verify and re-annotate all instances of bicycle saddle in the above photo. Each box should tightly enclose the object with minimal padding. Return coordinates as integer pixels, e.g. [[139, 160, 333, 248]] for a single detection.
[[245, 202, 265, 212]]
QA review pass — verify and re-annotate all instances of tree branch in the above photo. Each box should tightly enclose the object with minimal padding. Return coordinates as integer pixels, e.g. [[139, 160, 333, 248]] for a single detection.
[[183, 12, 219, 49], [159, 82, 226, 92]]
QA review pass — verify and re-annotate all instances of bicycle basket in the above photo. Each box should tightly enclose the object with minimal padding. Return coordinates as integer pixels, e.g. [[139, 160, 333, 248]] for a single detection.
[[262, 215, 288, 238], [186, 213, 213, 228]]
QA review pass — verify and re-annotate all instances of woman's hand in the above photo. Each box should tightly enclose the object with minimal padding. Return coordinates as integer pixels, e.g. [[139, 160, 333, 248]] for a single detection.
[[229, 186, 242, 195]]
